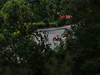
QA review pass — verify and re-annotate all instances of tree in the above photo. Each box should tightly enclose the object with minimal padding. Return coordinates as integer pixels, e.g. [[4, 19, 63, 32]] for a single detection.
[[1, 0, 34, 25], [0, 0, 52, 75], [0, 0, 7, 9], [64, 0, 100, 75], [25, 0, 71, 23]]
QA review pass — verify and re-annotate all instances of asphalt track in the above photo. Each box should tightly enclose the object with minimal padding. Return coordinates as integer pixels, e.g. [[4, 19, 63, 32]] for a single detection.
[[37, 25, 71, 49]]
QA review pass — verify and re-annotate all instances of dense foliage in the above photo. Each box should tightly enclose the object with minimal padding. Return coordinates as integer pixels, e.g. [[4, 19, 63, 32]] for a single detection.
[[0, 0, 100, 75]]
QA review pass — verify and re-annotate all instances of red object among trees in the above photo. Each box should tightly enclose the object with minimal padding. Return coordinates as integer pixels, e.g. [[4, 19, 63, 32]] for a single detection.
[[53, 35, 62, 41], [59, 15, 72, 19]]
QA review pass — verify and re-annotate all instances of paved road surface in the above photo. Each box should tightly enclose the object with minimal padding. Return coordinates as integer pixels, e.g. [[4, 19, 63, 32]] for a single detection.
[[37, 25, 71, 49]]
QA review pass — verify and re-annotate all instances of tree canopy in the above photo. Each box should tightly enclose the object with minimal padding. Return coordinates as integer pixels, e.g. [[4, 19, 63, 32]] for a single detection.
[[0, 0, 100, 75]]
